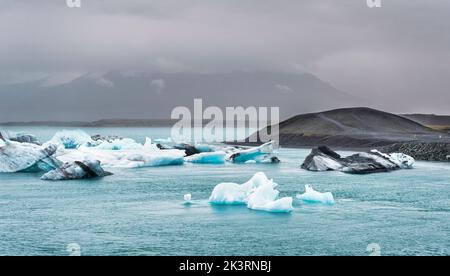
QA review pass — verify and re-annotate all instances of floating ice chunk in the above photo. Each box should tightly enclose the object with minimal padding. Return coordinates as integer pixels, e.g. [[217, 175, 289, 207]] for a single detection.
[[41, 160, 112, 181], [228, 141, 279, 163], [185, 151, 226, 164], [0, 140, 60, 173], [143, 137, 160, 151], [209, 172, 293, 213], [370, 150, 414, 169], [311, 155, 343, 171], [302, 146, 414, 174], [209, 172, 270, 204], [296, 185, 335, 205], [55, 147, 185, 168], [123, 151, 185, 168], [48, 130, 94, 149], [1, 130, 40, 145], [247, 182, 294, 213], [184, 194, 192, 204], [144, 137, 152, 147], [209, 182, 249, 205]]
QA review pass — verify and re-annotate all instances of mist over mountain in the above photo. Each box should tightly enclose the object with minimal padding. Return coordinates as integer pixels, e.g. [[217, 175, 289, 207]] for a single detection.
[[0, 71, 362, 122]]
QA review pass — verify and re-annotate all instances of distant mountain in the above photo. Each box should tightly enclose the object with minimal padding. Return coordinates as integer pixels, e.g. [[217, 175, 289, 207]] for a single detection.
[[248, 107, 450, 149], [402, 114, 450, 132], [0, 71, 361, 122], [0, 119, 177, 127]]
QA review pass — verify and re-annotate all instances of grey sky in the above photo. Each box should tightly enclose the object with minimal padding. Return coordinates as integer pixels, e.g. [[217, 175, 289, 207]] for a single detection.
[[1, 0, 450, 115]]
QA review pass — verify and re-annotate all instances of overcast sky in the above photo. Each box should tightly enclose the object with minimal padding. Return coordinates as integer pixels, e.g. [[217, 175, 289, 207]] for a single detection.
[[1, 0, 450, 114]]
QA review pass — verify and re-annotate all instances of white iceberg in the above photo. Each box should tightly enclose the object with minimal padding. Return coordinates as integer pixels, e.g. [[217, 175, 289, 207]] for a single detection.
[[370, 150, 414, 169], [209, 172, 269, 204], [0, 140, 60, 173], [296, 185, 335, 205], [184, 194, 192, 204], [143, 137, 162, 151], [1, 130, 40, 145], [185, 151, 226, 164], [54, 147, 185, 168], [41, 159, 112, 181], [209, 172, 293, 213], [47, 131, 185, 169], [247, 182, 294, 213], [228, 141, 279, 163], [48, 130, 94, 149]]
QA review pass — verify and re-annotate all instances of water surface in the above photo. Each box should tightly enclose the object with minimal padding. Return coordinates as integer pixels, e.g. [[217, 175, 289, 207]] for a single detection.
[[0, 127, 449, 256]]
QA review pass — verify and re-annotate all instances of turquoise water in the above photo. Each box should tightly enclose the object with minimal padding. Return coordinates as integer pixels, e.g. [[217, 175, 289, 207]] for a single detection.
[[0, 127, 449, 256]]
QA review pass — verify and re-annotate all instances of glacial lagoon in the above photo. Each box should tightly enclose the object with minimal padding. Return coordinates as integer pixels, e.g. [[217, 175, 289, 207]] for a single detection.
[[0, 127, 449, 256]]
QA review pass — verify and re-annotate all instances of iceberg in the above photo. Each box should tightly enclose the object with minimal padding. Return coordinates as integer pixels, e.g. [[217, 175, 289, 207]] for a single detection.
[[0, 140, 60, 173], [184, 194, 192, 204], [370, 150, 414, 169], [48, 130, 94, 149], [209, 172, 293, 213], [302, 146, 415, 174], [91, 134, 122, 143], [47, 131, 185, 169], [296, 185, 335, 205], [1, 130, 40, 145], [143, 137, 160, 151], [41, 160, 112, 181], [55, 147, 185, 168], [228, 141, 279, 163], [246, 182, 294, 213], [185, 151, 226, 164], [209, 172, 270, 204]]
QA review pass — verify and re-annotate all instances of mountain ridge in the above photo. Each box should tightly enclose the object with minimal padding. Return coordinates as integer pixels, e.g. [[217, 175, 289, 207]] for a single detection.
[[0, 70, 362, 122]]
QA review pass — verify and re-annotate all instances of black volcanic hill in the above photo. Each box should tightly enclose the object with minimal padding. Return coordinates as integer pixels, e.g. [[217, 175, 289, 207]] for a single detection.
[[250, 107, 449, 149], [279, 107, 435, 135]]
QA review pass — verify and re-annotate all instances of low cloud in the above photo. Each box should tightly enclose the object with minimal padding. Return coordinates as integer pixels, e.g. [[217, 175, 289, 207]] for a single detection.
[[0, 1, 449, 114]]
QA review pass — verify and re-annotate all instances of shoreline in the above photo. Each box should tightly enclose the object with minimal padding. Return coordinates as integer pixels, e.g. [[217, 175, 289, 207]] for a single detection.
[[227, 140, 450, 162]]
